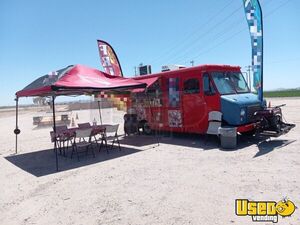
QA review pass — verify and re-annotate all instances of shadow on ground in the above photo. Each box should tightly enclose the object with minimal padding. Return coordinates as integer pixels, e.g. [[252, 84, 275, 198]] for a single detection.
[[254, 139, 296, 158], [6, 133, 296, 177], [5, 146, 142, 177], [120, 132, 221, 151], [122, 132, 296, 156], [121, 132, 263, 151]]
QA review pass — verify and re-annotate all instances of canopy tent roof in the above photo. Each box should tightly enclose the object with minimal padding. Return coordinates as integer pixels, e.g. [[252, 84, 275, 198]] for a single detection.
[[16, 64, 147, 98], [14, 64, 161, 171]]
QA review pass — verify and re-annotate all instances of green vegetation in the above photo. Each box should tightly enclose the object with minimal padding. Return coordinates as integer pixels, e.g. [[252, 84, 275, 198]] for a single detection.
[[264, 89, 300, 97]]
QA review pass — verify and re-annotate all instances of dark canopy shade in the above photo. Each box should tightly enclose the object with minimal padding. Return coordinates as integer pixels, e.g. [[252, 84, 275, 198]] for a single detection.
[[16, 64, 146, 98]]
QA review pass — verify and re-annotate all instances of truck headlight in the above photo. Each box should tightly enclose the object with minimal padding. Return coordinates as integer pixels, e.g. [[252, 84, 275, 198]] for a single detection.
[[240, 108, 246, 121], [240, 108, 246, 116]]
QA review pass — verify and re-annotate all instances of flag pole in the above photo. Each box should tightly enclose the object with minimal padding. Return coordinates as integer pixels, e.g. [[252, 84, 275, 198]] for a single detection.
[[258, 0, 264, 103]]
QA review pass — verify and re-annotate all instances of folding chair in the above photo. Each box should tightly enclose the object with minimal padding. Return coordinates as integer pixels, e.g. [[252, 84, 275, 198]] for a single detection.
[[205, 111, 222, 144], [104, 124, 121, 152], [51, 125, 72, 156], [78, 122, 102, 146], [71, 128, 95, 160]]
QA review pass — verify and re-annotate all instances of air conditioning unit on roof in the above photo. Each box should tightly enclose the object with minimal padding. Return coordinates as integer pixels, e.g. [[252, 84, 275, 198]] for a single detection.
[[161, 64, 186, 72]]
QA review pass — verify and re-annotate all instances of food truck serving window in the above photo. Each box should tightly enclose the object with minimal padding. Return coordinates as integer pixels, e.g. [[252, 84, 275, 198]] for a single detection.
[[146, 80, 162, 107], [146, 80, 162, 96], [184, 78, 200, 94]]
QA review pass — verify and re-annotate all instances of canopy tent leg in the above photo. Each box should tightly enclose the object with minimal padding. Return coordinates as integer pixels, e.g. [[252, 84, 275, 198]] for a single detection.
[[52, 96, 59, 171], [14, 97, 20, 154], [97, 100, 103, 125]]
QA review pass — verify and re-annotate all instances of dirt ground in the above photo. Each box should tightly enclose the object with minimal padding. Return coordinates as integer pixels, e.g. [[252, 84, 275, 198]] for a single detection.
[[0, 98, 299, 225]]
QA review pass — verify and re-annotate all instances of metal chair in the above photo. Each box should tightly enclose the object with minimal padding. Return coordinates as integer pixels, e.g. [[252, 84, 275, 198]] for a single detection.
[[78, 122, 102, 146], [71, 128, 95, 160], [104, 124, 121, 152], [51, 125, 72, 156]]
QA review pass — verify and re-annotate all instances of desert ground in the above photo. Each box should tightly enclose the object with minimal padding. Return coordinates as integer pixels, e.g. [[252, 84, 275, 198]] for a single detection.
[[0, 98, 299, 225]]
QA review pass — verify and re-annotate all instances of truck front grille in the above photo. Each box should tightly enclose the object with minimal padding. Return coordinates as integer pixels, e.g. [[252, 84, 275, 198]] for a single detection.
[[247, 104, 262, 122]]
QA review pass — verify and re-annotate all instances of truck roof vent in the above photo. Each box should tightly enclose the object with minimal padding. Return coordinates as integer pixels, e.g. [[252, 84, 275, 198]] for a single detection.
[[161, 65, 186, 72]]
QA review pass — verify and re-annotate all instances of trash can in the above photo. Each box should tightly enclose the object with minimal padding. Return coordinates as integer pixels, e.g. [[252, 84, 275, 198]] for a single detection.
[[218, 127, 237, 149], [124, 113, 139, 135]]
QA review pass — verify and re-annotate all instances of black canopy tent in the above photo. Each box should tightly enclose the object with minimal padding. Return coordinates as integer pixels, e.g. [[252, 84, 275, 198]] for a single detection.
[[15, 64, 147, 171]]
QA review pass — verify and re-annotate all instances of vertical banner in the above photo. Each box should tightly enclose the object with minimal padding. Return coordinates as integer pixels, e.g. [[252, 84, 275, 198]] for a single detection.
[[97, 40, 123, 77], [168, 77, 180, 107], [242, 0, 263, 102]]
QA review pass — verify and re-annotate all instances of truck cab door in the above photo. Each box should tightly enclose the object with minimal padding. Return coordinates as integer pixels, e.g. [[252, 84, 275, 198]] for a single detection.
[[203, 72, 220, 113], [182, 76, 206, 133]]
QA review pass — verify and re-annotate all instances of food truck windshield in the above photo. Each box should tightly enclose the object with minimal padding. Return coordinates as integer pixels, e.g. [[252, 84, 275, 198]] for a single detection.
[[211, 71, 250, 95]]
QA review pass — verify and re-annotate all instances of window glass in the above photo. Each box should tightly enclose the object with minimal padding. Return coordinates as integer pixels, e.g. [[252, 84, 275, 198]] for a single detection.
[[210, 72, 250, 95], [183, 78, 200, 94], [211, 72, 235, 95], [229, 72, 249, 93]]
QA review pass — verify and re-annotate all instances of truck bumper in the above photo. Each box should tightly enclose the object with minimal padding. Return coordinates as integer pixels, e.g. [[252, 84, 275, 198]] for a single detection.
[[237, 123, 256, 133]]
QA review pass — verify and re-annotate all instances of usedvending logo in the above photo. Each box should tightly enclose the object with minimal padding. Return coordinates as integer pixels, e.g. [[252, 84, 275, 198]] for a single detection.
[[235, 198, 296, 223]]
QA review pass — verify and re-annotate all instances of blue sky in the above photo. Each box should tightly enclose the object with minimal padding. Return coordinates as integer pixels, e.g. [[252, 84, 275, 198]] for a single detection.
[[0, 0, 299, 106]]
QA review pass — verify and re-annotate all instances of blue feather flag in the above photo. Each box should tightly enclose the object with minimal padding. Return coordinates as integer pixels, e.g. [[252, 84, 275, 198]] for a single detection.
[[243, 0, 263, 102]]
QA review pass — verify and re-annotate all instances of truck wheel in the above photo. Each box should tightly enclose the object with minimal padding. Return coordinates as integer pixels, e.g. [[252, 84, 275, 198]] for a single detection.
[[142, 122, 152, 135]]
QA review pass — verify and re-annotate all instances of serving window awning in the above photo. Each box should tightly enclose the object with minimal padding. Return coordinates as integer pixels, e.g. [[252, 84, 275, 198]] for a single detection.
[[131, 76, 159, 93]]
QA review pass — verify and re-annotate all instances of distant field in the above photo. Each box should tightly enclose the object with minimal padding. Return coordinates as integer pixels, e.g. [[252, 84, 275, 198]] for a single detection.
[[264, 89, 300, 97]]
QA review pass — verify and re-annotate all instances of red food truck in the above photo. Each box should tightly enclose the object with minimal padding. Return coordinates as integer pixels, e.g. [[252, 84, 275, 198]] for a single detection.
[[129, 65, 255, 134], [126, 64, 294, 136]]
